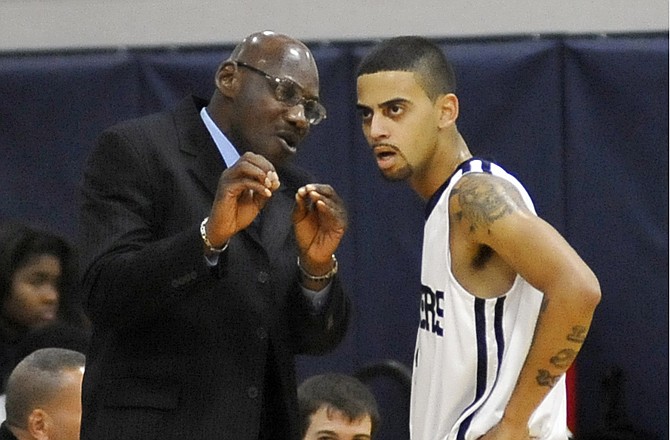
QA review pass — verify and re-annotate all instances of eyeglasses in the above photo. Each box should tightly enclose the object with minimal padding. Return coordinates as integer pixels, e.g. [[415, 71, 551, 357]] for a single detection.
[[236, 61, 327, 126]]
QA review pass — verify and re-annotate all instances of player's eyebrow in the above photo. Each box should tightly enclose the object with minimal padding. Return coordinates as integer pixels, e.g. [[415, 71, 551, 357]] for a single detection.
[[356, 97, 410, 111]]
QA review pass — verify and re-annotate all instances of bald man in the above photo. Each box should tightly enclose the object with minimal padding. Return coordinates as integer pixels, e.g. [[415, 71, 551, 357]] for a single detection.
[[78, 31, 350, 440], [1, 348, 85, 440]]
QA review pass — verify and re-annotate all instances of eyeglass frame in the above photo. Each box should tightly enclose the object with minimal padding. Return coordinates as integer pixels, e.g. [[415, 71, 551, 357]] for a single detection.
[[234, 61, 327, 126]]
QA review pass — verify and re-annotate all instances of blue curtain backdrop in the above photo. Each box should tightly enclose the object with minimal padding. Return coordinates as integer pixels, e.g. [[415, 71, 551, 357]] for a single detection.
[[0, 34, 667, 439]]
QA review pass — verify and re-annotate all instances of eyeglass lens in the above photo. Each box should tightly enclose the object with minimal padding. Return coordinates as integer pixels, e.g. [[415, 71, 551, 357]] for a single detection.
[[274, 80, 325, 125], [236, 62, 326, 125]]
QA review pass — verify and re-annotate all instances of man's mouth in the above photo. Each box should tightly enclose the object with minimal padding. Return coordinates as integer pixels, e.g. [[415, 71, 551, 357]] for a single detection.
[[373, 145, 399, 169], [278, 132, 299, 154]]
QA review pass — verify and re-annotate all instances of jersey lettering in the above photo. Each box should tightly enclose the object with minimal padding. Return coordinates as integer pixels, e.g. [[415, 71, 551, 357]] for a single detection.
[[420, 285, 444, 336]]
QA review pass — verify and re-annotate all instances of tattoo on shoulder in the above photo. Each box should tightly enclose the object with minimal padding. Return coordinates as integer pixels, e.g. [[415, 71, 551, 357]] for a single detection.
[[451, 174, 525, 232], [567, 325, 588, 344]]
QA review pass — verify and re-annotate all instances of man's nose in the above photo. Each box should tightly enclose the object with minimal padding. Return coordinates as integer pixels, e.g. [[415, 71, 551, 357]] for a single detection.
[[369, 114, 389, 140], [286, 103, 309, 129]]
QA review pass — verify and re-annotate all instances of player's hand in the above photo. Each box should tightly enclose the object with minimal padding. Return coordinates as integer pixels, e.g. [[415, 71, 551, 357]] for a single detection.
[[292, 183, 348, 273], [206, 152, 280, 247]]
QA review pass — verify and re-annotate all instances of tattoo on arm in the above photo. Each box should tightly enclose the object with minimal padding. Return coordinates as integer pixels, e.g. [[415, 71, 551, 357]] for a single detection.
[[536, 369, 562, 388], [533, 326, 584, 388], [550, 349, 577, 369], [567, 325, 588, 343], [451, 175, 525, 233]]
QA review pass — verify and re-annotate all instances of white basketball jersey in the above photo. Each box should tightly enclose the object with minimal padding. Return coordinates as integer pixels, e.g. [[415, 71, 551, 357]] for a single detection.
[[410, 159, 569, 440]]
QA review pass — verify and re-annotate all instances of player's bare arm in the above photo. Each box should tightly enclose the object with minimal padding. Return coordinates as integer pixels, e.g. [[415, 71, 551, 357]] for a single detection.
[[449, 173, 529, 298], [452, 173, 601, 439], [451, 172, 528, 234]]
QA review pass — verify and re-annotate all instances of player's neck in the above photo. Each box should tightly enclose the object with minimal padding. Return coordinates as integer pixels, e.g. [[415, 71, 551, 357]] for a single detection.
[[411, 134, 471, 200]]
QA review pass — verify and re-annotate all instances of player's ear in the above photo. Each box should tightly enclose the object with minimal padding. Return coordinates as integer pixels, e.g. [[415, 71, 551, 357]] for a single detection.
[[436, 93, 459, 129]]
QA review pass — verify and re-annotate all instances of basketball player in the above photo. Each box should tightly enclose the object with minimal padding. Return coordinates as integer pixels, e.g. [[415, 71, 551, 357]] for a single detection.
[[355, 36, 601, 440]]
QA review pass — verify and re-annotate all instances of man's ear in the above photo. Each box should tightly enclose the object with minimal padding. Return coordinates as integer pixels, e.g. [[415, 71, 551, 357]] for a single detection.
[[215, 61, 239, 98], [27, 408, 50, 440], [436, 93, 459, 129]]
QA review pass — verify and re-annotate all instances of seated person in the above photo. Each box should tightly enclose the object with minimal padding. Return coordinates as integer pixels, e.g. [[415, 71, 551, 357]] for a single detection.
[[0, 222, 89, 391], [0, 321, 91, 422], [0, 348, 85, 440], [298, 373, 380, 440]]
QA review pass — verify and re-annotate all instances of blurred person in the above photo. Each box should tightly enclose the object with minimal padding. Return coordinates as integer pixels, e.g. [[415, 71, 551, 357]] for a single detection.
[[0, 223, 87, 391], [0, 321, 91, 422], [298, 373, 380, 440], [356, 36, 601, 440], [0, 347, 85, 440], [78, 31, 350, 440]]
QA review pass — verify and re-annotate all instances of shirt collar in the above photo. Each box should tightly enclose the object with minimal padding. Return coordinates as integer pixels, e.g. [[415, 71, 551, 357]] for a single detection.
[[199, 107, 240, 168]]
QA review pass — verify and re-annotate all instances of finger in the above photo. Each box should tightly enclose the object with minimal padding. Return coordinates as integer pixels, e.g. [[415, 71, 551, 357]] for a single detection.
[[298, 185, 334, 206], [298, 186, 322, 215], [220, 177, 273, 199], [267, 170, 280, 191], [223, 162, 278, 197], [302, 183, 334, 198], [238, 151, 275, 171], [293, 191, 310, 222], [241, 155, 279, 191], [303, 187, 345, 216]]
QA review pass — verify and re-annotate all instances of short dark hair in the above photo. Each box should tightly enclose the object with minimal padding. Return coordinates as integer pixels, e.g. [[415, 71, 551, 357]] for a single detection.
[[1, 321, 91, 391], [298, 373, 380, 437], [357, 36, 457, 100], [5, 347, 86, 427]]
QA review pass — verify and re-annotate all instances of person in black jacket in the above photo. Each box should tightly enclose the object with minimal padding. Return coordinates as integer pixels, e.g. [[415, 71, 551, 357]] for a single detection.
[[78, 30, 350, 440]]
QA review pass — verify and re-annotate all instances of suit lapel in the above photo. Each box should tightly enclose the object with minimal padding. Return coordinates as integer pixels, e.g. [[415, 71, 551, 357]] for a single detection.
[[171, 96, 296, 253], [174, 96, 224, 199]]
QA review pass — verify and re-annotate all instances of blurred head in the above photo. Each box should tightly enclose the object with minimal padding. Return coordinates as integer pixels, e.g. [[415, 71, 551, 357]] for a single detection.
[[1, 322, 91, 391], [356, 37, 460, 194], [208, 30, 324, 167], [299, 373, 380, 440], [5, 347, 86, 440], [0, 223, 78, 333]]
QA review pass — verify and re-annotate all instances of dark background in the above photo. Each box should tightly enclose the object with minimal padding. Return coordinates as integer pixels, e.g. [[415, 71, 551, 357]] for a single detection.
[[0, 33, 667, 439]]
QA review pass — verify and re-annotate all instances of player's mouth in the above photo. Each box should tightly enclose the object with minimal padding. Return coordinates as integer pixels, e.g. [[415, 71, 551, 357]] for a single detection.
[[373, 145, 399, 170]]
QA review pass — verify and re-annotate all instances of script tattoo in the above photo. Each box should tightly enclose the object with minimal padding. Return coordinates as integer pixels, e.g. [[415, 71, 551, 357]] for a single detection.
[[550, 349, 577, 369], [452, 175, 524, 233], [537, 369, 561, 388], [567, 325, 588, 344]]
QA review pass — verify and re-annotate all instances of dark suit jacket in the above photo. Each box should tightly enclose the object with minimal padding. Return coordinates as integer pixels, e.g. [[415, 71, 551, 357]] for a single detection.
[[0, 423, 18, 440], [78, 96, 350, 440]]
